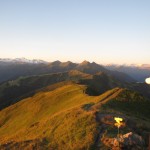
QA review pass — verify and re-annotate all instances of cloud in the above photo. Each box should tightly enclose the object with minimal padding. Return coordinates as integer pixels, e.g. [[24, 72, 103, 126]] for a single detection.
[[145, 77, 150, 84]]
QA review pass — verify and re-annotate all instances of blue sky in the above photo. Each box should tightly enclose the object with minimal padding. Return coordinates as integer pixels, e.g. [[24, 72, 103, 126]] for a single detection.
[[0, 0, 150, 64]]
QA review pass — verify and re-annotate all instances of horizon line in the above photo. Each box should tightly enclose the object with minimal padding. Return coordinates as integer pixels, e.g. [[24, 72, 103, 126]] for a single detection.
[[0, 57, 149, 66]]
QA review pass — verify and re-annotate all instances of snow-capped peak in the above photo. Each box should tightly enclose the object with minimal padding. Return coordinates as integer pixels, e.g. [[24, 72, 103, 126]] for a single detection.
[[0, 58, 48, 64]]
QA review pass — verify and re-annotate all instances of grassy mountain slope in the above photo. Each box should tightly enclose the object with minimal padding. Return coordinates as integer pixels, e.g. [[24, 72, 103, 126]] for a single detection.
[[0, 69, 149, 111], [0, 70, 92, 110], [0, 70, 125, 110], [0, 82, 149, 149], [0, 83, 120, 149]]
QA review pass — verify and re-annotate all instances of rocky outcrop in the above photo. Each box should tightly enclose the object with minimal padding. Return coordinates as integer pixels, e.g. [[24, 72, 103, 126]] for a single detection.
[[101, 132, 145, 150]]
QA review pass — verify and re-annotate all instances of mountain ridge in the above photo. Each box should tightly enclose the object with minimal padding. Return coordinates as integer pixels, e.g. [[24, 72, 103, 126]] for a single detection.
[[0, 59, 135, 84]]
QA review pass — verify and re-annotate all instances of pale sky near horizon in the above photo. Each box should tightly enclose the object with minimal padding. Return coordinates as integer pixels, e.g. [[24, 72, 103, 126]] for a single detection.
[[0, 0, 150, 64]]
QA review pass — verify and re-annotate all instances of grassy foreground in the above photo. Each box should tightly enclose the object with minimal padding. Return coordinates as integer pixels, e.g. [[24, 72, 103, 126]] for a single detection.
[[0, 82, 122, 149], [0, 82, 149, 149]]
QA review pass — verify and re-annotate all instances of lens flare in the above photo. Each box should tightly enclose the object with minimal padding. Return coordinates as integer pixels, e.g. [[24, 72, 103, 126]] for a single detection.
[[145, 77, 150, 84]]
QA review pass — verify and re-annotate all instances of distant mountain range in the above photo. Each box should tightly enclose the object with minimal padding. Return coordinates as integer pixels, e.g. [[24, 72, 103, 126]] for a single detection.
[[0, 58, 149, 83], [105, 64, 150, 82], [106, 63, 150, 69], [1, 58, 149, 68], [0, 59, 136, 84]]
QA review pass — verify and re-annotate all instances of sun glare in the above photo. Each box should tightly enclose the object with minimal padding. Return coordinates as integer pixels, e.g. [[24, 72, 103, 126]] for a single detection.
[[145, 77, 150, 84]]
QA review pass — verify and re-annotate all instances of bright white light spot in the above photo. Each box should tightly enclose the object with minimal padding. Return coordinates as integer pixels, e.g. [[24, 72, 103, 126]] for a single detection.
[[145, 77, 150, 84]]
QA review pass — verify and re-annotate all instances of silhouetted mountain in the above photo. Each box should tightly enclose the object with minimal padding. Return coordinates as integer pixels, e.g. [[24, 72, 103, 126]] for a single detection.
[[0, 59, 135, 83], [76, 61, 107, 74], [48, 60, 77, 71]]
